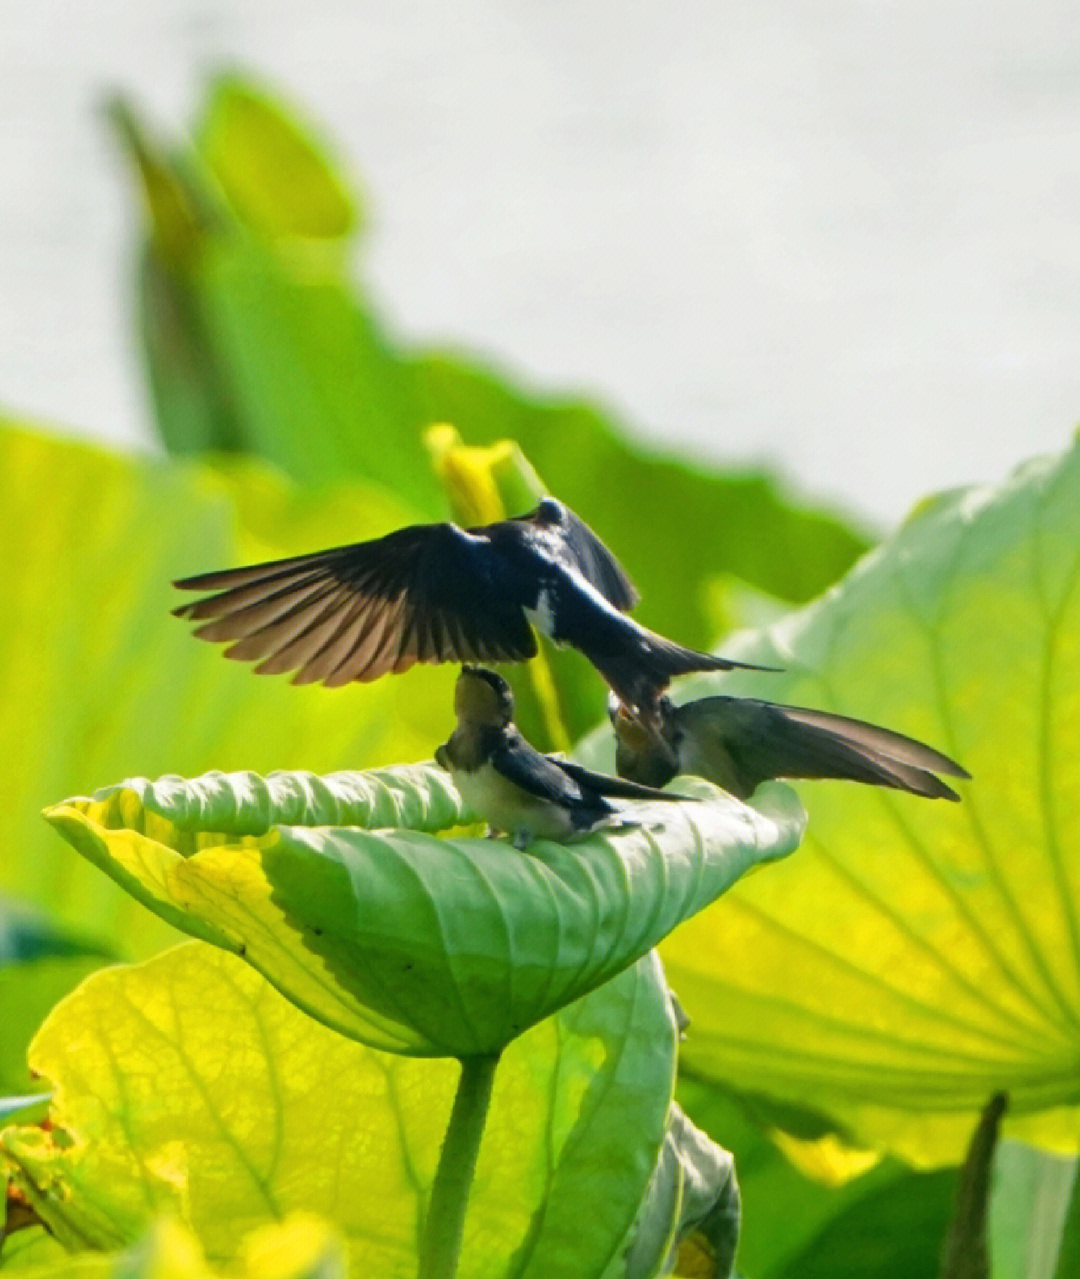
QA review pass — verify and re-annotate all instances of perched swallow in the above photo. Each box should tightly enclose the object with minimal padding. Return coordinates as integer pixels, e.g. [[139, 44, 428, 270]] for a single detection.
[[610, 694, 970, 801], [435, 667, 691, 848], [173, 497, 770, 717]]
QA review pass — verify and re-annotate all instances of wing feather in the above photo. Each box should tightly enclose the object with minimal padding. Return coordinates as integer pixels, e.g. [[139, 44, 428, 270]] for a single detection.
[[173, 522, 537, 684], [490, 735, 587, 808], [289, 596, 374, 685], [777, 705, 970, 778], [556, 759, 690, 803], [209, 580, 347, 657], [675, 697, 967, 800]]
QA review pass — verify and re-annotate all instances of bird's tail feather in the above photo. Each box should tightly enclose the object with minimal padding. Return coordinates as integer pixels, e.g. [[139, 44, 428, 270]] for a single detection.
[[647, 632, 777, 678], [596, 632, 776, 716]]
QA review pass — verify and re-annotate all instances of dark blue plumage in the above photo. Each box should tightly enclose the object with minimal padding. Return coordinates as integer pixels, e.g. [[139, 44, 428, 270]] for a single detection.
[[173, 497, 769, 717]]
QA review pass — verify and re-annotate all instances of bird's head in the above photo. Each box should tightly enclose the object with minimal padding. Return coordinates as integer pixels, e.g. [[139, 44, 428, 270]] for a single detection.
[[530, 496, 565, 526], [607, 693, 680, 787], [455, 666, 515, 728]]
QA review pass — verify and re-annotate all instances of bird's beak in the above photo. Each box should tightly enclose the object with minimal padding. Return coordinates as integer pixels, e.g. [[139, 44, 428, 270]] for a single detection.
[[608, 694, 663, 749]]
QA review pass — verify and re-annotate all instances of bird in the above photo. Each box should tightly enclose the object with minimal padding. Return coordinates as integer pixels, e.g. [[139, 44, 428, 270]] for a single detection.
[[609, 693, 970, 801], [172, 496, 772, 722], [435, 666, 693, 849]]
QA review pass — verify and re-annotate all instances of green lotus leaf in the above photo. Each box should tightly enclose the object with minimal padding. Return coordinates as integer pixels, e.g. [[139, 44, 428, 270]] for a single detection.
[[675, 1076, 957, 1278], [0, 421, 460, 955], [649, 435, 1080, 1164], [195, 76, 358, 243], [0, 902, 114, 1098], [2, 941, 679, 1277], [0, 1215, 346, 1278], [44, 766, 804, 1056], [990, 1143, 1079, 1279], [0, 1227, 70, 1271], [615, 1103, 739, 1279]]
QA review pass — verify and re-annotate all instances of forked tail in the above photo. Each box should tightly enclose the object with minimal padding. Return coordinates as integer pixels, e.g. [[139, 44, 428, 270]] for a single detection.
[[593, 629, 777, 719]]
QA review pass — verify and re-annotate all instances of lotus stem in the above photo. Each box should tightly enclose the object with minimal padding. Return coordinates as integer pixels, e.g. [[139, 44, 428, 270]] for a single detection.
[[419, 1051, 501, 1279]]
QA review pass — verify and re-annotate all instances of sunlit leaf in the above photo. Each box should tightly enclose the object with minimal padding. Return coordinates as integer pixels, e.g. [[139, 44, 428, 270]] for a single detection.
[[196, 76, 358, 242], [2, 942, 680, 1278], [1053, 1154, 1080, 1279], [0, 1224, 70, 1271], [0, 1215, 346, 1278], [675, 1076, 955, 1278], [989, 1142, 1078, 1279], [0, 422, 458, 955], [616, 1103, 739, 1279], [0, 901, 113, 1098], [647, 435, 1080, 1164], [45, 766, 804, 1056]]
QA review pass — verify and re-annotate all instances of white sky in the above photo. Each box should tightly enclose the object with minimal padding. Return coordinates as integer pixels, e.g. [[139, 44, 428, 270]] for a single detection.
[[2, 0, 1079, 527]]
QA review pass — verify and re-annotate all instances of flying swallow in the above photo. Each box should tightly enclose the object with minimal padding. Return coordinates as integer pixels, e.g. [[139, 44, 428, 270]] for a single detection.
[[610, 693, 970, 801], [435, 667, 692, 848], [173, 497, 772, 718]]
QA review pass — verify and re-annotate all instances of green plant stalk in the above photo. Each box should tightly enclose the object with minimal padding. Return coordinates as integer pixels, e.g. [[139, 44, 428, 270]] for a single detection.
[[419, 1052, 501, 1279]]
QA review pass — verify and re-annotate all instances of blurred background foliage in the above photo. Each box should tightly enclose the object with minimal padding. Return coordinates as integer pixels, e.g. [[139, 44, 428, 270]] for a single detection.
[[2, 75, 1078, 1276]]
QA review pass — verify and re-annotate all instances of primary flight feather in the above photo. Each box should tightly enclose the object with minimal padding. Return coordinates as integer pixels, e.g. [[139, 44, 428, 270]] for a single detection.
[[173, 497, 772, 719], [610, 693, 970, 801]]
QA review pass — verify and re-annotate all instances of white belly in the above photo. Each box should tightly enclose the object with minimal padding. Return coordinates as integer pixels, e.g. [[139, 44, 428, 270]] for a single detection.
[[453, 762, 575, 844]]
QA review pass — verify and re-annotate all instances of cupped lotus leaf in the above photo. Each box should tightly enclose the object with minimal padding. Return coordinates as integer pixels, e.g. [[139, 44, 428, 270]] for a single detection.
[[2, 942, 680, 1278], [44, 766, 804, 1056], [0, 422, 461, 955], [649, 435, 1080, 1165]]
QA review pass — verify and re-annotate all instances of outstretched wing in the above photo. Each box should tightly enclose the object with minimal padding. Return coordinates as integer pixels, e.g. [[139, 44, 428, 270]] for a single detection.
[[173, 522, 537, 686], [676, 697, 969, 800], [513, 498, 640, 611]]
